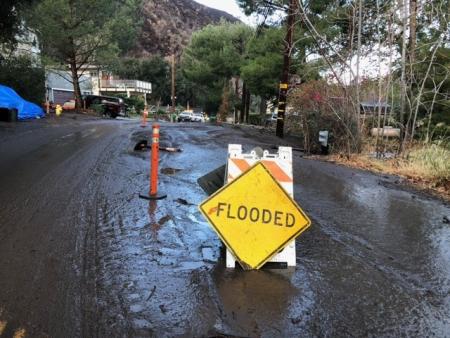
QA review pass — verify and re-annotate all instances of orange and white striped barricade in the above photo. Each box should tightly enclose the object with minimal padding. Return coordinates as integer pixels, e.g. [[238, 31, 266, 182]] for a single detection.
[[225, 144, 296, 268]]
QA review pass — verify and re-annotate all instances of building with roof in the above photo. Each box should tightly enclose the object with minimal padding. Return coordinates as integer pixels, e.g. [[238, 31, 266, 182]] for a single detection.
[[46, 68, 152, 105]]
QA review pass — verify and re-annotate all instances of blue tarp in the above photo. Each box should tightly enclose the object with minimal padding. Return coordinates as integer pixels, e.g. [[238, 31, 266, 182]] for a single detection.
[[0, 84, 44, 120]]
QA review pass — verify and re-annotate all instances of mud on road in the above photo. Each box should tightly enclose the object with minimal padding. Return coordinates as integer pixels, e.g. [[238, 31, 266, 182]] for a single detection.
[[0, 117, 449, 337]]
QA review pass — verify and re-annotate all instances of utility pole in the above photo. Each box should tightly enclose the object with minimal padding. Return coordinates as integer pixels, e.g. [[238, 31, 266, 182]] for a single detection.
[[399, 0, 408, 153], [356, 0, 362, 135], [171, 53, 176, 112], [276, 0, 297, 138]]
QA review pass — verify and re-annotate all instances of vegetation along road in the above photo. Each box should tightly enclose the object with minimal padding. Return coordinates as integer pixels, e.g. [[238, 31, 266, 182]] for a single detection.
[[0, 116, 449, 337]]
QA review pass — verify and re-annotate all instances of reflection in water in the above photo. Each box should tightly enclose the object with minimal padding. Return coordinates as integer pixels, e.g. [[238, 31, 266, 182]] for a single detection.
[[303, 168, 349, 203], [432, 226, 450, 281], [147, 200, 161, 238], [349, 178, 391, 221], [212, 264, 306, 336], [386, 197, 426, 248], [0, 320, 5, 336], [12, 328, 26, 338], [0, 318, 27, 338]]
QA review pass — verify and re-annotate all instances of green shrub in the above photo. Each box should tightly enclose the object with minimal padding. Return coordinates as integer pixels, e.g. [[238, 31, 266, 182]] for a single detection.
[[407, 143, 450, 181], [91, 104, 105, 115], [248, 114, 262, 125], [109, 93, 144, 115], [0, 56, 45, 104]]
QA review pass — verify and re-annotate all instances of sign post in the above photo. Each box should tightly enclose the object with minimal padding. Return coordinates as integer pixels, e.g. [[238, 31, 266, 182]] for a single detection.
[[319, 130, 329, 155], [199, 162, 311, 270]]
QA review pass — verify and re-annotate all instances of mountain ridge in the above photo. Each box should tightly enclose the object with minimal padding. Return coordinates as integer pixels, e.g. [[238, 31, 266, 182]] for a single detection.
[[132, 0, 240, 57]]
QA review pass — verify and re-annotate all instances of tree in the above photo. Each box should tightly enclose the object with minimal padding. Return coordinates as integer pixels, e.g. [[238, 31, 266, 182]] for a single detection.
[[0, 55, 45, 103], [140, 57, 170, 103], [29, 0, 135, 108], [405, 0, 450, 144], [182, 22, 253, 115], [217, 85, 231, 122], [236, 0, 288, 16], [113, 56, 170, 104], [109, 0, 143, 56], [0, 0, 36, 45], [239, 0, 392, 143], [184, 23, 253, 84], [416, 47, 450, 141], [240, 27, 283, 107], [238, 0, 360, 134]]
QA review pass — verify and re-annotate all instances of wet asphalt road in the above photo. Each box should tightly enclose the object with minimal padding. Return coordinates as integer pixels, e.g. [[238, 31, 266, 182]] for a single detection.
[[0, 116, 449, 337]]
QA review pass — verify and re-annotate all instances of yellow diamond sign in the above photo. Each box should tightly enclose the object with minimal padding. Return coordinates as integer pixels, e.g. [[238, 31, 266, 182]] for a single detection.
[[199, 162, 311, 270]]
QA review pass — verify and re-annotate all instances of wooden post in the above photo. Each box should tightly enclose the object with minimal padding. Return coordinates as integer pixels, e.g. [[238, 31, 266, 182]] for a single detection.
[[171, 54, 176, 112]]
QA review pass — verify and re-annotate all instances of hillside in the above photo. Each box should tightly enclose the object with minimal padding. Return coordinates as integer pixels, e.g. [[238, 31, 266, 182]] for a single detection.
[[133, 0, 239, 57]]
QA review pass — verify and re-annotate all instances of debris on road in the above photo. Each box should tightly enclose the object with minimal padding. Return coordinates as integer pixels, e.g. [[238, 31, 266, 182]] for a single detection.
[[134, 140, 148, 151], [174, 198, 192, 206], [146, 286, 156, 301], [161, 167, 182, 175], [159, 304, 167, 314], [291, 317, 302, 325], [158, 215, 172, 225], [160, 147, 182, 153], [134, 139, 182, 153]]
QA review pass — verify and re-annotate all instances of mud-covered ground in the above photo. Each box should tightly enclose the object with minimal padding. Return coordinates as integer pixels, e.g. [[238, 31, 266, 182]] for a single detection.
[[0, 116, 449, 337]]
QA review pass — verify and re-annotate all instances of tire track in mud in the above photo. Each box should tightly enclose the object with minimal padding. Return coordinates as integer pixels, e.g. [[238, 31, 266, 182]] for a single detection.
[[71, 125, 139, 337], [0, 121, 121, 337], [76, 124, 174, 336], [74, 125, 231, 336]]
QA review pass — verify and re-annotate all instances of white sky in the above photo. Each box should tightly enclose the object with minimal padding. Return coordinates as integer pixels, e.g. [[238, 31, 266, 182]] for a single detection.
[[193, 0, 255, 25]]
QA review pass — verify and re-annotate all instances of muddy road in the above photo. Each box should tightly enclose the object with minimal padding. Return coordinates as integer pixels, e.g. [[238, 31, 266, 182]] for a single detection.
[[0, 117, 449, 337]]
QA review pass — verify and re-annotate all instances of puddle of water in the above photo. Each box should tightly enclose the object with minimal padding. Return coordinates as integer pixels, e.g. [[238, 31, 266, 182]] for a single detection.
[[176, 261, 205, 271], [134, 140, 149, 151], [201, 247, 217, 263]]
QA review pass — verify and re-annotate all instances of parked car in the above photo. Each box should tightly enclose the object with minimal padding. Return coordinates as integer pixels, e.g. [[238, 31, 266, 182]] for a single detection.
[[62, 99, 76, 110], [265, 113, 278, 126], [177, 111, 194, 122], [83, 95, 126, 118], [192, 112, 207, 122]]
